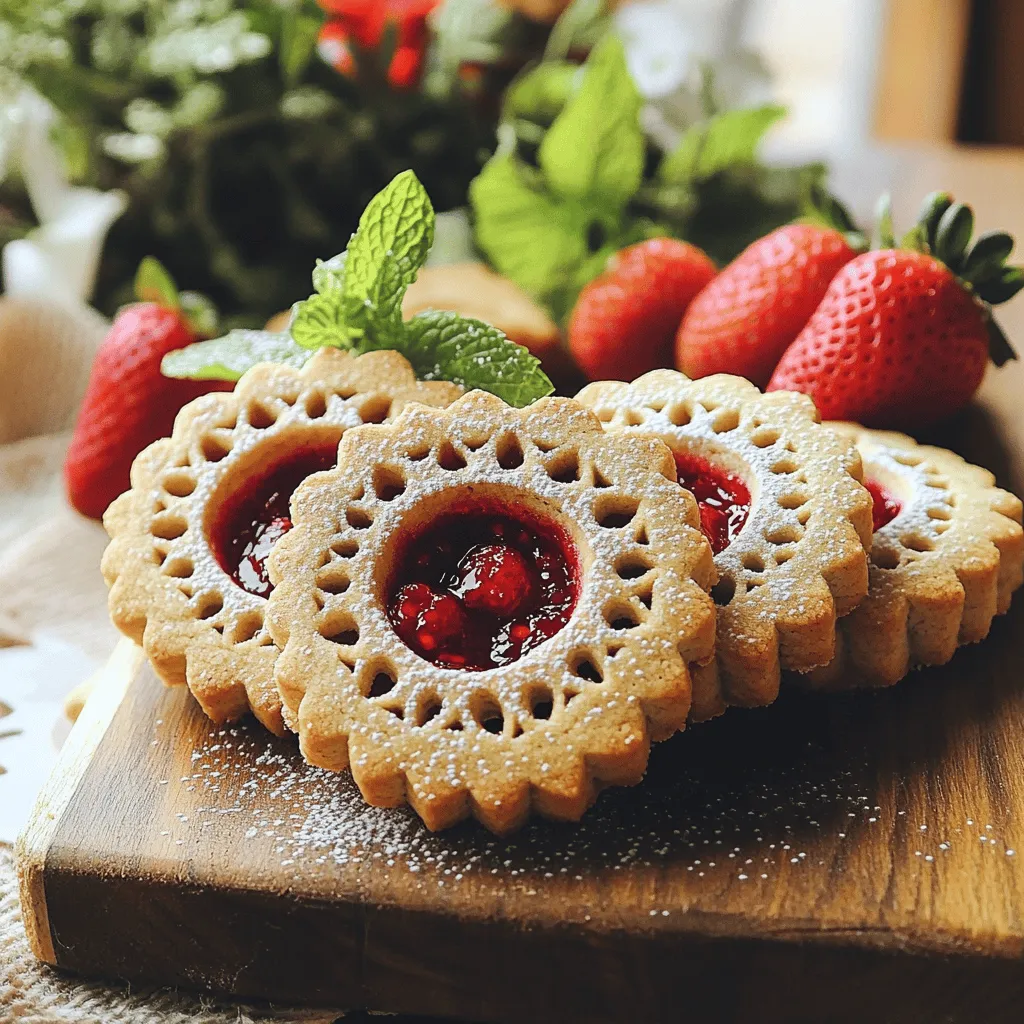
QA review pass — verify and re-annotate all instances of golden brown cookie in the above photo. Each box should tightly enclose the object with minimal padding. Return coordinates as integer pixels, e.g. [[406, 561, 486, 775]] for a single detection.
[[804, 425, 1024, 689], [265, 390, 716, 833], [102, 350, 462, 735], [576, 371, 873, 720]]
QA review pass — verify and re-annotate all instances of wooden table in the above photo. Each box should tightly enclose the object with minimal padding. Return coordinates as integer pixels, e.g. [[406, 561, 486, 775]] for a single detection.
[[16, 145, 1024, 1024]]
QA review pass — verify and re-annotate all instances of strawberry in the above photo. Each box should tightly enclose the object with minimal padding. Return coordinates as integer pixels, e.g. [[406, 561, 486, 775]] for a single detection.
[[676, 222, 862, 388], [768, 193, 1021, 428], [568, 238, 716, 381], [65, 258, 229, 519]]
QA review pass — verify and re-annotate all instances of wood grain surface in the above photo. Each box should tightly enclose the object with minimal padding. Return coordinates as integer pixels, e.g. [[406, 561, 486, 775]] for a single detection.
[[16, 147, 1024, 1023]]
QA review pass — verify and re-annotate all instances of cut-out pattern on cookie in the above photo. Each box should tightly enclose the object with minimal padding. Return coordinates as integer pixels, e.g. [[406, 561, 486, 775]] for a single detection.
[[266, 390, 716, 833], [803, 424, 1024, 689], [102, 350, 462, 735], [576, 371, 873, 720]]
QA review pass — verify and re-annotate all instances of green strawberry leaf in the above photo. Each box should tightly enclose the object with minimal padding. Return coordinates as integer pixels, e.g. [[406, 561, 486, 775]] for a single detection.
[[986, 316, 1018, 367], [161, 330, 312, 381], [134, 256, 179, 309], [975, 265, 1024, 306], [934, 202, 974, 269], [280, 10, 323, 87], [659, 104, 785, 186], [469, 154, 591, 307], [876, 193, 896, 248], [538, 35, 644, 208], [404, 310, 553, 407], [961, 230, 1014, 285], [341, 168, 435, 339], [290, 290, 353, 350], [312, 252, 347, 294], [916, 191, 953, 248]]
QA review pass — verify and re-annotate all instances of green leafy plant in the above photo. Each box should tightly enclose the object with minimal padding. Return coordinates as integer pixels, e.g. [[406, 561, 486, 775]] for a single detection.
[[470, 33, 827, 321], [164, 170, 554, 407], [0, 0, 493, 324]]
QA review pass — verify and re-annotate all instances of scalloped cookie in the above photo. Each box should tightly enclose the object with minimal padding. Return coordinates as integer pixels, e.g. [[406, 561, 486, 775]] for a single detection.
[[102, 350, 462, 735], [576, 371, 873, 720], [803, 425, 1024, 689], [265, 390, 717, 833]]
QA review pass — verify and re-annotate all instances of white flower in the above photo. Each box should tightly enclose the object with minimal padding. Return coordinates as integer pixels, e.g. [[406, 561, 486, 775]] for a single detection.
[[102, 130, 165, 162]]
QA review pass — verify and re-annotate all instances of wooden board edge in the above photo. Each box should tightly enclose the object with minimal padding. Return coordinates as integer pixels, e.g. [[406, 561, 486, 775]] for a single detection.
[[14, 638, 144, 964]]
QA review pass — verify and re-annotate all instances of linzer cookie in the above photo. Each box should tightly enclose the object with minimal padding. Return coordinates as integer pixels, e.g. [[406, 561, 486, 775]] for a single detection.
[[805, 425, 1024, 689], [576, 371, 873, 720], [265, 390, 716, 833], [102, 349, 462, 735]]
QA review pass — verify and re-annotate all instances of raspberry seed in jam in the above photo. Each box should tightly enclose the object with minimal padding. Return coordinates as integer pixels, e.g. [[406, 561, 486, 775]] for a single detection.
[[864, 478, 903, 532], [213, 446, 338, 598], [674, 452, 751, 554], [387, 502, 578, 671]]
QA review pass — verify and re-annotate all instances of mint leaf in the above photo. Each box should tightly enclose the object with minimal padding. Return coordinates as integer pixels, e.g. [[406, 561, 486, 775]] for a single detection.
[[161, 330, 311, 382], [312, 252, 347, 294], [538, 35, 643, 208], [659, 104, 786, 185], [179, 291, 218, 337], [135, 256, 179, 308], [404, 310, 553, 407], [342, 168, 435, 339], [290, 291, 352, 350], [470, 154, 591, 307]]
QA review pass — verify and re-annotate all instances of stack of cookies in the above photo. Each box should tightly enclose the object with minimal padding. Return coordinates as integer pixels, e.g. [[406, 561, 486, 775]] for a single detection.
[[103, 352, 1024, 833]]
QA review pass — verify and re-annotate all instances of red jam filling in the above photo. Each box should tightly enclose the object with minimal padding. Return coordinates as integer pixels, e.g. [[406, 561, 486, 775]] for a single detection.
[[387, 500, 578, 671], [213, 446, 338, 598], [674, 453, 751, 555], [864, 478, 902, 532]]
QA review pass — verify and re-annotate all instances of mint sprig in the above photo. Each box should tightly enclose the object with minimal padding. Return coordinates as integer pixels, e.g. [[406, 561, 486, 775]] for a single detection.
[[162, 171, 554, 407]]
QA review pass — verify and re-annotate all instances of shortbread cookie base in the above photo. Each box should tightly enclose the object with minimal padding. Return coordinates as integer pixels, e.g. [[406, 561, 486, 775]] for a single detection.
[[267, 390, 717, 833], [102, 349, 462, 734], [805, 425, 1024, 690], [576, 371, 873, 719]]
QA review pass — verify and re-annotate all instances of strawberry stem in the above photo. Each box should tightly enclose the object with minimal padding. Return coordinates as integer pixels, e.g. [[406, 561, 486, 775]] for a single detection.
[[134, 256, 180, 310]]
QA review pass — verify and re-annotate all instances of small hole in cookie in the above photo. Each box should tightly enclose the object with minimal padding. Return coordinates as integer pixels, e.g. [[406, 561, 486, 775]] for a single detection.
[[529, 686, 554, 720], [415, 694, 443, 727], [446, 719, 464, 732], [246, 401, 276, 429], [473, 695, 505, 734], [496, 434, 525, 470], [893, 451, 923, 467], [546, 450, 580, 483], [437, 441, 467, 471], [596, 408, 614, 423], [606, 643, 624, 659], [928, 506, 953, 521], [333, 385, 357, 400], [320, 611, 360, 646], [462, 431, 490, 451], [742, 553, 765, 573], [616, 555, 653, 579], [796, 506, 812, 525], [385, 704, 405, 720], [564, 687, 580, 705], [605, 603, 640, 630], [667, 402, 691, 426], [902, 533, 935, 553], [195, 593, 224, 620], [712, 409, 740, 433], [751, 427, 780, 448], [771, 458, 798, 475], [711, 576, 736, 606], [368, 669, 397, 698], [635, 524, 650, 545], [231, 611, 264, 644], [201, 434, 232, 463], [779, 491, 809, 510], [151, 512, 187, 541], [532, 436, 559, 453], [623, 409, 644, 426], [765, 524, 802, 545], [359, 396, 392, 424], [331, 538, 359, 558], [596, 496, 639, 529], [346, 506, 373, 530], [873, 546, 901, 569], [592, 467, 613, 488], [163, 471, 196, 498], [373, 465, 406, 502], [635, 582, 654, 610], [305, 390, 327, 419], [279, 389, 300, 407], [163, 556, 194, 579], [316, 565, 350, 595], [774, 546, 795, 564], [572, 654, 604, 683], [406, 444, 431, 462]]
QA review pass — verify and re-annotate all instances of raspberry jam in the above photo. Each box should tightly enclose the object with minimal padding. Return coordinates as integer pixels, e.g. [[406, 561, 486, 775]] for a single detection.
[[674, 453, 751, 555], [387, 499, 578, 671], [213, 446, 338, 598], [864, 478, 902, 532]]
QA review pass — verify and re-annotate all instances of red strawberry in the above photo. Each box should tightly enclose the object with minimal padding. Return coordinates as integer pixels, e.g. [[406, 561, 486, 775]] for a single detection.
[[676, 223, 861, 387], [768, 195, 1021, 428], [568, 238, 716, 381], [65, 259, 229, 519]]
